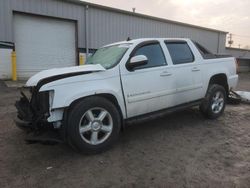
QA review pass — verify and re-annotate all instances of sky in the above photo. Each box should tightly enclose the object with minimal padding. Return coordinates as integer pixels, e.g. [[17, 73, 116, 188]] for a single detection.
[[83, 0, 250, 49]]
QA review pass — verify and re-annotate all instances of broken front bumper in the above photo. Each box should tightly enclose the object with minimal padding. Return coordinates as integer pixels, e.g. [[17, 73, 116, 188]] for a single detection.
[[15, 89, 63, 144], [15, 88, 50, 131]]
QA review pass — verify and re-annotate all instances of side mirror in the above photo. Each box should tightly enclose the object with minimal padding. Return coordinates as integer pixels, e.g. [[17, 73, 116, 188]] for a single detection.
[[127, 55, 148, 70]]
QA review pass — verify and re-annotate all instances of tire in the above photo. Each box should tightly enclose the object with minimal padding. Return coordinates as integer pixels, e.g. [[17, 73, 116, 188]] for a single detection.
[[66, 96, 121, 154], [199, 84, 226, 119]]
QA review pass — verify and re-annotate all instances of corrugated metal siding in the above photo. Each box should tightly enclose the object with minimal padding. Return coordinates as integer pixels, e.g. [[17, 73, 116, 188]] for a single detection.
[[0, 0, 86, 47], [0, 0, 12, 42], [88, 7, 225, 53], [0, 48, 12, 79], [217, 32, 226, 53], [225, 48, 250, 72], [0, 0, 227, 53], [237, 59, 250, 73], [225, 48, 250, 59]]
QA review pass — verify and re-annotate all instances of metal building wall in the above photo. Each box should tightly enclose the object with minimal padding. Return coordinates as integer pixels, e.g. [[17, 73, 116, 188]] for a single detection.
[[0, 0, 227, 53], [88, 7, 226, 53], [225, 48, 250, 59], [0, 0, 86, 48], [225, 48, 250, 72]]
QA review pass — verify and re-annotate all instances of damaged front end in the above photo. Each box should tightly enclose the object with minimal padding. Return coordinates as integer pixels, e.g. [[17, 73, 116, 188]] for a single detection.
[[15, 87, 50, 130], [15, 87, 62, 144]]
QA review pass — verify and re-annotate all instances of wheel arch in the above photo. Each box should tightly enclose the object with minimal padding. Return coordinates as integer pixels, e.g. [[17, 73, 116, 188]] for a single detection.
[[65, 93, 125, 127], [208, 73, 229, 95], [72, 93, 123, 115], [60, 93, 125, 141]]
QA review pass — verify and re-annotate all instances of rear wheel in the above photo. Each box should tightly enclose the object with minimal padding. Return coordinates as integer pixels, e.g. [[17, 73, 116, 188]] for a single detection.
[[66, 96, 121, 154], [200, 84, 226, 119]]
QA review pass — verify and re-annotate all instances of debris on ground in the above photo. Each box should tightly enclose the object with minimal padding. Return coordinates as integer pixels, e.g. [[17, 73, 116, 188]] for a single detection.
[[228, 90, 242, 104], [235, 91, 250, 104]]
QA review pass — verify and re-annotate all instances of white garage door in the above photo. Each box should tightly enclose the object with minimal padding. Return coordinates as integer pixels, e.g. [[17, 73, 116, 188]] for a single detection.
[[14, 14, 76, 79]]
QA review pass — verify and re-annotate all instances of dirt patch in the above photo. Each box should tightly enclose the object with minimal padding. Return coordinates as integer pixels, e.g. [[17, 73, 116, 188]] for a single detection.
[[0, 73, 250, 188]]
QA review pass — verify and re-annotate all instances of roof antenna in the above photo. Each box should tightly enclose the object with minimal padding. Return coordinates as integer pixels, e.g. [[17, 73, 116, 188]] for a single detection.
[[127, 37, 131, 41]]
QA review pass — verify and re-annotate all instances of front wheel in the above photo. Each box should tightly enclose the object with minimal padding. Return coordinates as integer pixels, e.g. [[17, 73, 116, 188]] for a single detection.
[[66, 96, 121, 154], [199, 84, 226, 119]]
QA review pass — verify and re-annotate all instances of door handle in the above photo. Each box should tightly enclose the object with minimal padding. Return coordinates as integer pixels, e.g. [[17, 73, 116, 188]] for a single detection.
[[192, 67, 200, 72], [160, 71, 172, 76]]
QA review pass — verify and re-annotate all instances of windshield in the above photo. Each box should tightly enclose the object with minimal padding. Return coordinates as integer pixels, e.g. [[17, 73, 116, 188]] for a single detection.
[[86, 44, 131, 69]]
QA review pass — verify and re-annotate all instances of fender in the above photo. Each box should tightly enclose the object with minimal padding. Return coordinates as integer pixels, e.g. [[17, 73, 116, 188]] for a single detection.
[[39, 70, 126, 121], [46, 90, 126, 123], [63, 89, 126, 117], [204, 65, 229, 94]]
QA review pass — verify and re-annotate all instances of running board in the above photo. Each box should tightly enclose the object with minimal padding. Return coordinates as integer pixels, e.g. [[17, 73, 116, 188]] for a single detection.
[[125, 99, 202, 125]]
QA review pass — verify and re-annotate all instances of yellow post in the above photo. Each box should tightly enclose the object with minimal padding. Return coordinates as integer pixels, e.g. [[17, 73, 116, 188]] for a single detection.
[[79, 54, 85, 65], [11, 51, 17, 81]]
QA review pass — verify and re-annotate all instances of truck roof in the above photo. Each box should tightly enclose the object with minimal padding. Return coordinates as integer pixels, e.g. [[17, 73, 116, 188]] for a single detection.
[[104, 38, 190, 47]]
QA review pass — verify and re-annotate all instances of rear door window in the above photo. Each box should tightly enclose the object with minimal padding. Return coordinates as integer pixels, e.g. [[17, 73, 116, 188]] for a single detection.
[[165, 42, 194, 65]]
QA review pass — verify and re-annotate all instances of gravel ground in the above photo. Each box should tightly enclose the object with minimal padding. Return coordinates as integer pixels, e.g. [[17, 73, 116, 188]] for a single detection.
[[0, 73, 250, 188]]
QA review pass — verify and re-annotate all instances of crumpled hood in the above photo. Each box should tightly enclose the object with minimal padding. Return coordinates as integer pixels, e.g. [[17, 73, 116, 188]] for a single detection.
[[26, 64, 105, 87]]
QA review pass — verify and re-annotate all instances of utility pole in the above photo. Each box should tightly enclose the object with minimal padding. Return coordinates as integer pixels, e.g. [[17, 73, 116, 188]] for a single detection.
[[228, 33, 233, 47], [238, 44, 241, 49]]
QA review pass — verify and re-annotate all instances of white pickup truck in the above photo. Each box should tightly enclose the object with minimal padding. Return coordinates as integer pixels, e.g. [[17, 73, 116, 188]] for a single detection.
[[15, 38, 238, 153]]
